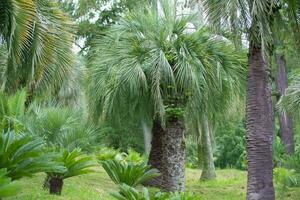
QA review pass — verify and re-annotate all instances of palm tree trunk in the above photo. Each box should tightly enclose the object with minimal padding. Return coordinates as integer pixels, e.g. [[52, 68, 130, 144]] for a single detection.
[[246, 42, 275, 200], [200, 117, 216, 180], [275, 54, 294, 154], [141, 120, 152, 155], [49, 177, 63, 195], [196, 125, 203, 168], [145, 119, 163, 187], [161, 118, 185, 192]]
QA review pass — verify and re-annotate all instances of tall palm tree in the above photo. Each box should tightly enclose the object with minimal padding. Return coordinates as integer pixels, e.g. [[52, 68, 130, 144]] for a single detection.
[[0, 0, 74, 101], [88, 0, 245, 192], [271, 4, 300, 154], [202, 0, 300, 199]]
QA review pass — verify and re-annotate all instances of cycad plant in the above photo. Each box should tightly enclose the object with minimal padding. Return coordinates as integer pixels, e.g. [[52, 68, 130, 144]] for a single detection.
[[111, 184, 200, 200], [0, 131, 61, 180], [101, 160, 160, 187], [88, 0, 245, 191], [111, 184, 150, 200], [22, 106, 98, 195], [46, 148, 96, 195]]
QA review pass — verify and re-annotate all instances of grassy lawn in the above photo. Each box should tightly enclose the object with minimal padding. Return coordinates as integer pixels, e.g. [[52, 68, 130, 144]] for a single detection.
[[8, 167, 300, 200]]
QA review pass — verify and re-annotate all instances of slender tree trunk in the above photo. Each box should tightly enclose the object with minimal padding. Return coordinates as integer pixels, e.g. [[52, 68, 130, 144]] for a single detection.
[[141, 120, 152, 155], [246, 42, 275, 200], [161, 118, 185, 192], [275, 54, 294, 154], [196, 124, 203, 168], [200, 117, 216, 180], [49, 177, 63, 195], [145, 119, 163, 187]]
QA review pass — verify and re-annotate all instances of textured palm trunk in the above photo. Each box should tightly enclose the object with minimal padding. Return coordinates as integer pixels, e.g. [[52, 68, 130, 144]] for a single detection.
[[200, 118, 216, 180], [49, 177, 63, 195], [246, 42, 275, 200], [275, 54, 294, 154], [161, 118, 185, 192], [145, 119, 163, 187]]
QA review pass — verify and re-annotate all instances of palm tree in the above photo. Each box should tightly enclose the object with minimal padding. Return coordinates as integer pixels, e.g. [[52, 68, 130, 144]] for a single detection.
[[0, 0, 74, 102], [88, 0, 245, 191], [202, 0, 300, 199], [271, 4, 300, 154]]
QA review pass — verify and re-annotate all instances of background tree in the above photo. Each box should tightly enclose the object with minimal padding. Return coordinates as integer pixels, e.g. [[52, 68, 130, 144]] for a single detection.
[[201, 0, 294, 199]]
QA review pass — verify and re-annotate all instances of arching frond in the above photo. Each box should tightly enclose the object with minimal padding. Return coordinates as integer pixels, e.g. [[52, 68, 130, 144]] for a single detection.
[[0, 0, 74, 98], [278, 75, 300, 117]]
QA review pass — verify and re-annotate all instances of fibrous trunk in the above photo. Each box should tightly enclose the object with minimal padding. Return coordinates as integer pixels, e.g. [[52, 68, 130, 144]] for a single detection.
[[145, 119, 163, 187], [49, 177, 63, 195], [275, 54, 294, 154], [161, 118, 185, 192], [246, 42, 275, 200], [200, 117, 216, 180]]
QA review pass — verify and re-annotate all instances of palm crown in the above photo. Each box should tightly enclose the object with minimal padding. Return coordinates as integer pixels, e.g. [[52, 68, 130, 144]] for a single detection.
[[88, 0, 246, 124]]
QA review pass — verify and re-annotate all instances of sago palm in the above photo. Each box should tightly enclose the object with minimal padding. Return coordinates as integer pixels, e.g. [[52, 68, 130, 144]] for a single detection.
[[101, 160, 160, 187], [0, 131, 62, 180], [88, 0, 245, 191], [45, 148, 97, 195]]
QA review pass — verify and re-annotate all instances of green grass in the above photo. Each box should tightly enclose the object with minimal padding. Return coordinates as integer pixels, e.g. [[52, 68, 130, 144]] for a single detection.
[[7, 167, 300, 200]]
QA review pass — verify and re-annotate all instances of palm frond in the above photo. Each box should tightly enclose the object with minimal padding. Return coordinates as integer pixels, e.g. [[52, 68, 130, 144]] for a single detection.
[[0, 131, 63, 180], [101, 160, 160, 187], [1, 0, 74, 99], [87, 0, 246, 125], [278, 75, 300, 117], [47, 148, 97, 179], [0, 168, 20, 198]]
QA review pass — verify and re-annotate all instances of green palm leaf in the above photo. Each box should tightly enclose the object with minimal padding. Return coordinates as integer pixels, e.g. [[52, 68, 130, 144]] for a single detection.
[[0, 131, 63, 180], [102, 160, 160, 187], [0, 168, 20, 198]]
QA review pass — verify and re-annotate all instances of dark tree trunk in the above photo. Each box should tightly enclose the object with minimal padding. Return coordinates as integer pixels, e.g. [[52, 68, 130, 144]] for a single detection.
[[200, 117, 216, 180], [49, 177, 63, 195], [145, 119, 164, 187], [246, 42, 275, 200], [161, 118, 185, 192], [275, 54, 294, 154]]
